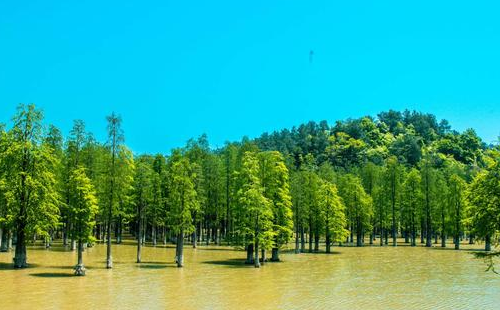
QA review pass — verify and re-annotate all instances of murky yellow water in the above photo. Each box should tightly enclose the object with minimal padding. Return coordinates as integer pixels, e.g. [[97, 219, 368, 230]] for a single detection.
[[0, 241, 499, 310]]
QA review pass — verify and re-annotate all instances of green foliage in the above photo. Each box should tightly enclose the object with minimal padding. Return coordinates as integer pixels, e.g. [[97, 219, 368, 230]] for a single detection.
[[318, 181, 348, 243], [167, 152, 199, 235], [68, 167, 99, 242], [4, 104, 60, 239]]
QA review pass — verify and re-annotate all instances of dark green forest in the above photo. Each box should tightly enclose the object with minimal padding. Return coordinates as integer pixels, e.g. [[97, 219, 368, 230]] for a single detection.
[[1, 104, 499, 274]]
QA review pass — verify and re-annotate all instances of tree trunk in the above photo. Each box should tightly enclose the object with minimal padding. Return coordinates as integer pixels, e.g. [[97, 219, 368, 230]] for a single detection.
[[192, 230, 197, 248], [294, 224, 300, 254], [254, 239, 260, 268], [326, 231, 331, 254], [308, 224, 313, 253], [106, 216, 113, 269], [454, 235, 459, 250], [152, 223, 157, 246], [74, 239, 86, 276], [441, 234, 446, 248], [176, 230, 184, 267], [0, 229, 7, 252], [271, 248, 280, 261], [137, 209, 142, 263], [485, 234, 491, 252], [14, 224, 27, 268], [300, 226, 305, 253], [314, 232, 319, 252], [245, 244, 254, 264], [260, 249, 266, 264]]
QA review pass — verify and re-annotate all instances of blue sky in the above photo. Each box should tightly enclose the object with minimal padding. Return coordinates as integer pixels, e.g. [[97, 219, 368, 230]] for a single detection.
[[1, 1, 499, 153]]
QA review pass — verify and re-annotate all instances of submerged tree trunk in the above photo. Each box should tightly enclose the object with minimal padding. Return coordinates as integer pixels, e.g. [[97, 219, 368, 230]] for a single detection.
[[176, 230, 184, 267], [137, 208, 142, 263], [106, 216, 113, 269], [454, 235, 460, 250], [74, 239, 86, 276], [192, 230, 197, 248], [245, 243, 254, 264], [254, 239, 260, 268], [271, 248, 280, 261], [14, 224, 27, 268]]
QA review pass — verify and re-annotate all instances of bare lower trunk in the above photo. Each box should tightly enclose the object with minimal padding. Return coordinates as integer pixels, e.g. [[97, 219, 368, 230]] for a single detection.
[[326, 231, 331, 253], [271, 248, 280, 261], [314, 232, 319, 252], [137, 214, 142, 263], [485, 234, 491, 252], [294, 225, 300, 254], [192, 230, 197, 249], [300, 226, 305, 253], [14, 225, 27, 268], [176, 231, 184, 267], [152, 224, 157, 246], [254, 240, 260, 268], [245, 244, 254, 264], [260, 249, 266, 264], [74, 239, 86, 276], [106, 219, 113, 269]]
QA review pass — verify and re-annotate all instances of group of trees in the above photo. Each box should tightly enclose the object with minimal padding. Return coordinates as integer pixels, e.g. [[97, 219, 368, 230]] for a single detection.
[[0, 105, 499, 275]]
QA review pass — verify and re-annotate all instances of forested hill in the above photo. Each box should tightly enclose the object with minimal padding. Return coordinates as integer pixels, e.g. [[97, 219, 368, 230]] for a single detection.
[[254, 110, 487, 169]]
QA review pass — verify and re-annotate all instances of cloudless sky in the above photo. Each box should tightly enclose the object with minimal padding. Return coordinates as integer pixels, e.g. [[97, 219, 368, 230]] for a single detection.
[[1, 1, 499, 153]]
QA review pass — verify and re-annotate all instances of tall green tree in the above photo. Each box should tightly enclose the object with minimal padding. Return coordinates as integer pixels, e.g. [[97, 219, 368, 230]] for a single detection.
[[318, 181, 348, 253], [258, 151, 293, 261], [237, 151, 273, 267], [4, 104, 60, 268], [167, 152, 199, 267], [104, 112, 124, 268], [133, 157, 153, 263], [68, 167, 99, 276], [338, 174, 373, 247]]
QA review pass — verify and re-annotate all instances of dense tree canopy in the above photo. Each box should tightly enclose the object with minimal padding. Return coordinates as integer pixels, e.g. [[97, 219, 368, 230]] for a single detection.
[[0, 104, 498, 273]]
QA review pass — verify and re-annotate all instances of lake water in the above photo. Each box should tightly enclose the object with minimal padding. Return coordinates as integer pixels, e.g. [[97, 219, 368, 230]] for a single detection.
[[1, 240, 499, 309]]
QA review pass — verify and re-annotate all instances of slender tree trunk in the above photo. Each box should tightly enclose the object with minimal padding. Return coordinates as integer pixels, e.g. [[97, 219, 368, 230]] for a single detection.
[[75, 239, 86, 276], [1, 229, 9, 252], [314, 230, 320, 252], [192, 230, 197, 248], [326, 227, 331, 254], [137, 207, 142, 263], [261, 249, 266, 264], [254, 239, 260, 268], [308, 221, 313, 253], [300, 225, 305, 253], [152, 223, 157, 246], [176, 230, 184, 267], [106, 211, 113, 268]]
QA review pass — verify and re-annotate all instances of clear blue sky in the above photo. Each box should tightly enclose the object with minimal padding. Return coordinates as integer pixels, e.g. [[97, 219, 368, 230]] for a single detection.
[[1, 1, 499, 153]]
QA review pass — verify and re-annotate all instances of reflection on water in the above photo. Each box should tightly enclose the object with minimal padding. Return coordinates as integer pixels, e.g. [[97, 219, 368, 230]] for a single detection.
[[0, 241, 499, 310]]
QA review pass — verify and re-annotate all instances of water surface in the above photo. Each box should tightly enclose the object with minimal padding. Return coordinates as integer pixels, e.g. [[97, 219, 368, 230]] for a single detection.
[[1, 241, 498, 309]]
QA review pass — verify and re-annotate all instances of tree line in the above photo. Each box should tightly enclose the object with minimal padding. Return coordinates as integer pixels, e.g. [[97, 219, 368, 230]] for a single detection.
[[0, 104, 499, 275]]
